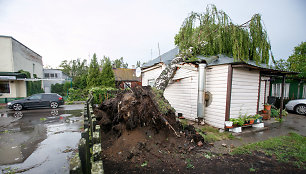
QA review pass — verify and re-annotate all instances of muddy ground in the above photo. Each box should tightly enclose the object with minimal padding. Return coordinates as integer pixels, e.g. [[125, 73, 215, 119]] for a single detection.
[[94, 87, 305, 174]]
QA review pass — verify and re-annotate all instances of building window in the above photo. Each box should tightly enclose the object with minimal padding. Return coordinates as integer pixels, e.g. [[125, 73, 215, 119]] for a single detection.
[[148, 79, 155, 87], [45, 73, 49, 78], [55, 73, 58, 78], [0, 81, 10, 93], [303, 85, 306, 99], [50, 74, 54, 78], [271, 83, 290, 98]]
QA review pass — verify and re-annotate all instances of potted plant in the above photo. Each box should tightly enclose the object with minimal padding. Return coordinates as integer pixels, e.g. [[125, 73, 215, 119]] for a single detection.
[[264, 103, 271, 111], [225, 121, 233, 127]]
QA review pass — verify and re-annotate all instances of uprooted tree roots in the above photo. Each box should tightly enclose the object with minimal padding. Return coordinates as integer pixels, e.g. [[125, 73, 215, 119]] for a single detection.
[[94, 86, 204, 162]]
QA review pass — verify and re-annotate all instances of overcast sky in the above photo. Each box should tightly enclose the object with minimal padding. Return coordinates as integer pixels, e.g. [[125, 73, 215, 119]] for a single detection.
[[0, 0, 305, 68]]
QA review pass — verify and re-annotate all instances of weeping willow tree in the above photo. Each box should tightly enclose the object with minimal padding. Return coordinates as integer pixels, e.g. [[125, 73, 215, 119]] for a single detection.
[[174, 4, 275, 65], [155, 5, 275, 91]]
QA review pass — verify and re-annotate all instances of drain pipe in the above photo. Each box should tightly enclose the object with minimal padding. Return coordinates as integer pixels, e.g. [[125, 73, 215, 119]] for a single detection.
[[197, 63, 206, 124]]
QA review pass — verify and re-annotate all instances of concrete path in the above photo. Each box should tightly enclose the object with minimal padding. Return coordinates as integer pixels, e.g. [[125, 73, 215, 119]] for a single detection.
[[209, 113, 306, 154]]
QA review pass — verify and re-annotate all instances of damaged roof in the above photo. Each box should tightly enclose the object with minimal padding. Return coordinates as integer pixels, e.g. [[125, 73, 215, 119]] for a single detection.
[[113, 68, 141, 82], [142, 47, 179, 68]]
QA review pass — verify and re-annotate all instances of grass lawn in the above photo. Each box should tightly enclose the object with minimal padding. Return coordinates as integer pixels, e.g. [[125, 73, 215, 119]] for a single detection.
[[231, 132, 306, 169]]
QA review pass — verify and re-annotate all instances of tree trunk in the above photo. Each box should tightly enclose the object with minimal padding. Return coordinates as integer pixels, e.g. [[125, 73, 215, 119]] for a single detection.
[[154, 57, 184, 91]]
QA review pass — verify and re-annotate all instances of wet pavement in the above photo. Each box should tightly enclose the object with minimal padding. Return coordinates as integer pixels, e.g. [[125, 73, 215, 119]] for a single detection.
[[0, 104, 84, 174], [210, 113, 306, 154]]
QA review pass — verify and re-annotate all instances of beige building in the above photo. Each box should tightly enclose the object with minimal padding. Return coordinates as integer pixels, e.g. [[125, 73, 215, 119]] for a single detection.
[[0, 36, 43, 99]]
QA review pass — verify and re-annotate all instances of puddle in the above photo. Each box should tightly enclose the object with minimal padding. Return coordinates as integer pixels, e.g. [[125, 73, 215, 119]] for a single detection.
[[0, 106, 83, 173]]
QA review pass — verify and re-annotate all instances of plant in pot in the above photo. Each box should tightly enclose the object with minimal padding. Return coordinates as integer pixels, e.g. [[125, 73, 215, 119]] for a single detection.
[[230, 118, 244, 127], [247, 116, 255, 124], [264, 103, 271, 111]]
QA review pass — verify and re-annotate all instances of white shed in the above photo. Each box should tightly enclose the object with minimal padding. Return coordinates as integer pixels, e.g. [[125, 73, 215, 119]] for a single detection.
[[142, 48, 290, 129]]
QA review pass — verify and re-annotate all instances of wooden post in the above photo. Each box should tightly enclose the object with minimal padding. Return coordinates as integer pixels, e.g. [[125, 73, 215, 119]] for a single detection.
[[279, 75, 286, 119]]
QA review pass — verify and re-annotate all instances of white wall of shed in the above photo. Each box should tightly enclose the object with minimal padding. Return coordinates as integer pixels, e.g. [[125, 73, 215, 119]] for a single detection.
[[164, 67, 198, 120], [141, 64, 165, 86], [230, 68, 260, 118], [204, 65, 229, 129]]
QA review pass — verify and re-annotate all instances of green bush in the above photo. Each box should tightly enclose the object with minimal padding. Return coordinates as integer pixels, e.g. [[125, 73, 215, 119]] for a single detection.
[[89, 87, 117, 104], [67, 88, 88, 101]]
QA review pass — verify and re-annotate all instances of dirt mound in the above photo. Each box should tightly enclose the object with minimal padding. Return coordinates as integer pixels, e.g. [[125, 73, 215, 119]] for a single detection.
[[94, 86, 204, 163]]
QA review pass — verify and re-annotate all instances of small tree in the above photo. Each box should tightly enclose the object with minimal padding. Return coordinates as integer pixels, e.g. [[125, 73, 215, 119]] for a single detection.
[[87, 53, 101, 87], [100, 60, 115, 88]]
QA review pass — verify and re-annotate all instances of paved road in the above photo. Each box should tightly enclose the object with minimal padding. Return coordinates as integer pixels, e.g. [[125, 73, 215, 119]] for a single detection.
[[0, 104, 84, 174], [210, 113, 306, 154]]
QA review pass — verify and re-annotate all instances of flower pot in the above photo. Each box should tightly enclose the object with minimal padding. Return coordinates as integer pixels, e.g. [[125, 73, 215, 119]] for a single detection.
[[225, 121, 233, 127], [264, 105, 271, 111], [262, 110, 268, 114], [249, 120, 254, 124]]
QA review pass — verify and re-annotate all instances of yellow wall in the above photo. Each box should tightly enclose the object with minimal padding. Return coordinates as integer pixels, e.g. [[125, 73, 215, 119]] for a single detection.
[[0, 80, 26, 98]]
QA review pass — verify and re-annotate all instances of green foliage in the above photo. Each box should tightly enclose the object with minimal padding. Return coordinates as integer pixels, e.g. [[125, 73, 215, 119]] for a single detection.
[[231, 132, 306, 169], [113, 57, 128, 68], [67, 88, 88, 101], [89, 87, 117, 104], [198, 126, 234, 143], [87, 53, 101, 88], [100, 60, 115, 88], [287, 42, 306, 78], [51, 82, 71, 96], [136, 61, 141, 67], [59, 58, 88, 89], [174, 4, 272, 65], [152, 87, 176, 114], [229, 117, 244, 126], [185, 158, 195, 169]]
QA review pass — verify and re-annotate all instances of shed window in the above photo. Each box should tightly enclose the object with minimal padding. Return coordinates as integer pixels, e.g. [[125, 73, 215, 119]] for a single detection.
[[0, 81, 10, 93], [271, 83, 290, 98], [148, 79, 155, 87]]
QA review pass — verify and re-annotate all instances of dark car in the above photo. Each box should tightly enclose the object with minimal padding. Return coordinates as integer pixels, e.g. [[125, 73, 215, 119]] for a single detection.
[[7, 93, 64, 111]]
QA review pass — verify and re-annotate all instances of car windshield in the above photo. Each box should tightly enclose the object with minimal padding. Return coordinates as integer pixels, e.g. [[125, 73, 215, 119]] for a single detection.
[[29, 94, 41, 100]]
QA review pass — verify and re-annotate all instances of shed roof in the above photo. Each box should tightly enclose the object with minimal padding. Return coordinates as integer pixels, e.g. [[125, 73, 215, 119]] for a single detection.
[[142, 47, 179, 68], [142, 47, 297, 76], [113, 68, 141, 82]]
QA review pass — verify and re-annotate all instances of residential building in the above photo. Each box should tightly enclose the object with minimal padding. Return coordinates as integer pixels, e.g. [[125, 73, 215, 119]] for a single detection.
[[43, 69, 71, 93], [0, 36, 43, 100], [113, 68, 141, 89]]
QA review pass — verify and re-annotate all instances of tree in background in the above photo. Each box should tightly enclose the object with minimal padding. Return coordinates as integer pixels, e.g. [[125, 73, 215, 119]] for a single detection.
[[287, 42, 306, 78], [113, 57, 128, 68], [51, 82, 71, 96], [136, 61, 141, 67], [100, 60, 115, 88], [59, 58, 88, 89], [87, 53, 101, 87], [100, 56, 112, 69], [273, 59, 289, 71]]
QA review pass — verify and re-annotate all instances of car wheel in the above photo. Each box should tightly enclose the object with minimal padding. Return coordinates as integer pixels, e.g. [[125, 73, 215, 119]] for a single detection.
[[295, 105, 306, 115], [50, 102, 58, 109], [13, 104, 23, 111]]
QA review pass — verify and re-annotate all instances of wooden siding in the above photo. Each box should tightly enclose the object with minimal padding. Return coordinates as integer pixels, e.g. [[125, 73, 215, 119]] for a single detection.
[[230, 68, 260, 118], [204, 65, 229, 129], [141, 65, 164, 86], [164, 67, 198, 120]]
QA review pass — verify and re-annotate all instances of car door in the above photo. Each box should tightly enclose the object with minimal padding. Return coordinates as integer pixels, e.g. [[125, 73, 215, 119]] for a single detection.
[[24, 94, 42, 108], [41, 94, 52, 107]]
